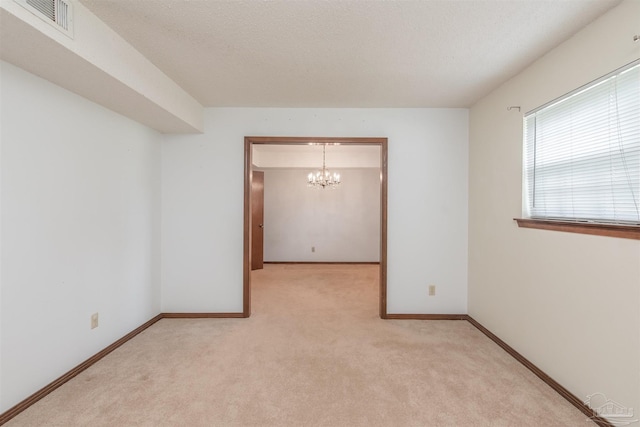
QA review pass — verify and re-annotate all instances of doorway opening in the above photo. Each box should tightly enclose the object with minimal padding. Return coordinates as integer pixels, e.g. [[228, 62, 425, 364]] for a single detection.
[[243, 136, 388, 318]]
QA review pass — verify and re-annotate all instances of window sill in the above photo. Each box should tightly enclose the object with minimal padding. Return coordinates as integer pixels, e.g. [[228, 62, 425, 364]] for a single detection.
[[514, 218, 640, 240]]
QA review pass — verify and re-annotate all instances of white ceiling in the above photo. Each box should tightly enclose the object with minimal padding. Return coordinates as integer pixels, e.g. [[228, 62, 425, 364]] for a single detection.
[[79, 0, 620, 108], [253, 144, 381, 168]]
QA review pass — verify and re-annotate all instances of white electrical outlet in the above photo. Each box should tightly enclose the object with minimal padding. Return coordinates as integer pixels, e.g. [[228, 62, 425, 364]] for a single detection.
[[428, 285, 436, 296], [91, 313, 99, 329]]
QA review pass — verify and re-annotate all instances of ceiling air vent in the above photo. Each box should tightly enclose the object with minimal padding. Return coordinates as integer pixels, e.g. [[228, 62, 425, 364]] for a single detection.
[[14, 0, 74, 38]]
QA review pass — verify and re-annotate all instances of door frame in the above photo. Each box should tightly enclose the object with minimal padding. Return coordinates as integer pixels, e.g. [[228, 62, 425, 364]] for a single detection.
[[243, 136, 388, 318]]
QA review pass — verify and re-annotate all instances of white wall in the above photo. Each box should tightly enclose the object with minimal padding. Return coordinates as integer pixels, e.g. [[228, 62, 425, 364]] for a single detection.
[[0, 0, 204, 133], [0, 61, 162, 412], [0, 58, 4, 411], [253, 145, 381, 168], [468, 0, 640, 421], [262, 168, 380, 262], [161, 108, 468, 314]]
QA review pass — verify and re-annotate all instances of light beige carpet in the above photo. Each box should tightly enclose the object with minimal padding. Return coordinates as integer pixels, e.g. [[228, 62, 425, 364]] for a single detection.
[[7, 264, 592, 426]]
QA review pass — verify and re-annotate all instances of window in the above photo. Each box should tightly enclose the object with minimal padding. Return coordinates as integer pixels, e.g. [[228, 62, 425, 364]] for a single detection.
[[523, 61, 640, 227]]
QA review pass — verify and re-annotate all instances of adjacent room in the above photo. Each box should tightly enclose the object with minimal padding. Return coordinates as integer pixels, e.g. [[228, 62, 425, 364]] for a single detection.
[[254, 144, 382, 264], [1, 0, 638, 426]]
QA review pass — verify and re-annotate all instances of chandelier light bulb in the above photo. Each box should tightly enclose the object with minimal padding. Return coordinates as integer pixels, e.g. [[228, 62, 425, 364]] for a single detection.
[[307, 144, 341, 189]]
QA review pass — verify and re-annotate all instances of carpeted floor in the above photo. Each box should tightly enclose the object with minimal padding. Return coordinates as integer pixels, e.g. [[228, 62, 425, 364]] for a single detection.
[[7, 264, 591, 426]]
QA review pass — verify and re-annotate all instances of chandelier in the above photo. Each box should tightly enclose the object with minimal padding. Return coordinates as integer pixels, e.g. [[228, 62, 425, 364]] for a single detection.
[[307, 144, 341, 189]]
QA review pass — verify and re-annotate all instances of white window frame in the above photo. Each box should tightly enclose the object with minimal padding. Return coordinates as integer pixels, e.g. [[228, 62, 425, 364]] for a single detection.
[[518, 60, 640, 239]]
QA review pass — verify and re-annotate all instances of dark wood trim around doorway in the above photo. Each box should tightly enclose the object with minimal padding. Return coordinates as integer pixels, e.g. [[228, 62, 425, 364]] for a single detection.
[[243, 136, 388, 318]]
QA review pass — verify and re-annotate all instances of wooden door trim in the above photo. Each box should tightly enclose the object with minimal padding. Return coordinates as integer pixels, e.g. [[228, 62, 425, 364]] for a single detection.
[[243, 138, 252, 317], [243, 136, 388, 318]]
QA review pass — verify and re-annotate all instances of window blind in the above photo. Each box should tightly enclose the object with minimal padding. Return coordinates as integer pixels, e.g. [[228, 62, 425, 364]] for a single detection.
[[524, 61, 640, 224]]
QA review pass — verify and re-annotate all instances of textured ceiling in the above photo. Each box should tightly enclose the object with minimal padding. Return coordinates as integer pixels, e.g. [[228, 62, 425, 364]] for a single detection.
[[80, 0, 620, 108]]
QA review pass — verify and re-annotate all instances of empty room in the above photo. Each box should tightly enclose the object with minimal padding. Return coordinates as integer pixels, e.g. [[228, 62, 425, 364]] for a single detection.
[[0, 0, 638, 426]]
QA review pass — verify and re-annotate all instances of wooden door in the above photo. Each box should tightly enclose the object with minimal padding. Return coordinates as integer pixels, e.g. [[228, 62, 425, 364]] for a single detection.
[[251, 171, 264, 270]]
